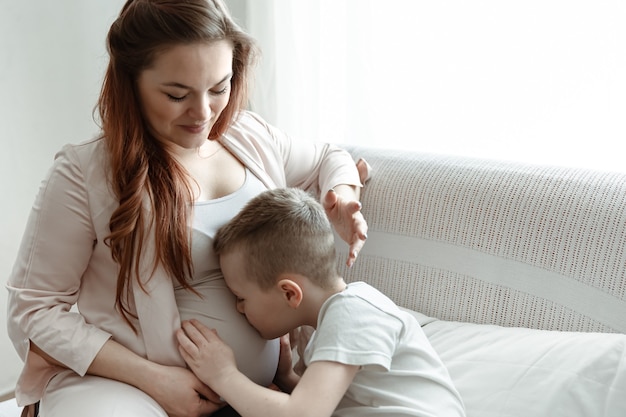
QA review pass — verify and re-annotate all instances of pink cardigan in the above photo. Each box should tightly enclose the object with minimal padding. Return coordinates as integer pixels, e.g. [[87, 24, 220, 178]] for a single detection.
[[6, 111, 363, 406]]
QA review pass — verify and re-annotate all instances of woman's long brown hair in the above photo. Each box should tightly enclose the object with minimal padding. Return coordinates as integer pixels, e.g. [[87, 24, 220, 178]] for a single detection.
[[97, 0, 258, 328]]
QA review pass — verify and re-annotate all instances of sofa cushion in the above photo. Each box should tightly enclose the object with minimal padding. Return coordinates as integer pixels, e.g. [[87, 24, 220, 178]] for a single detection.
[[403, 309, 626, 417]]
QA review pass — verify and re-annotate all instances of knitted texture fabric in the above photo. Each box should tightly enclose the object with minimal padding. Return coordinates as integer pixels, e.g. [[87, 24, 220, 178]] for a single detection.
[[336, 146, 626, 333]]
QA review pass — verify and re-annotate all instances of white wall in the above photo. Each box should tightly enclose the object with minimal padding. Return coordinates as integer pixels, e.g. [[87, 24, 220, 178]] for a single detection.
[[0, 0, 126, 399]]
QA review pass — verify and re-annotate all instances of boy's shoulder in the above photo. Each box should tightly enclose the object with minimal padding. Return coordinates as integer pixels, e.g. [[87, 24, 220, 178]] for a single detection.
[[331, 282, 417, 326], [343, 282, 399, 312]]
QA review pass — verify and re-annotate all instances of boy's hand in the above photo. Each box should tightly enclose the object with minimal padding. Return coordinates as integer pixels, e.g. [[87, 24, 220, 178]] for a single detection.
[[177, 319, 238, 388], [272, 334, 300, 393]]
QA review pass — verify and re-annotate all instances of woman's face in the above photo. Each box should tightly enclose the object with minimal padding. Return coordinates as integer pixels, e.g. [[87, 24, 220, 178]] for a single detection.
[[137, 40, 234, 149]]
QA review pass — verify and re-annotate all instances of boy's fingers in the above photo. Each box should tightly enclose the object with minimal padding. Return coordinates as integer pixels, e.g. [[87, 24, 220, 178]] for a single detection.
[[187, 319, 219, 341]]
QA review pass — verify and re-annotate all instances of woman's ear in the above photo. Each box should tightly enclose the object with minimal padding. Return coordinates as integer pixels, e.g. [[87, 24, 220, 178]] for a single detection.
[[277, 277, 303, 308]]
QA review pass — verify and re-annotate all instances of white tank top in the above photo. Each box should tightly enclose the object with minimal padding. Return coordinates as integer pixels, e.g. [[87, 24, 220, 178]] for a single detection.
[[175, 169, 279, 386]]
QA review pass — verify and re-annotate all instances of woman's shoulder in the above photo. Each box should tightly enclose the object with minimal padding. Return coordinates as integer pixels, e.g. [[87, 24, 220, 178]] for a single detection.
[[223, 110, 287, 152], [232, 109, 268, 126], [52, 136, 110, 183], [55, 136, 106, 162], [228, 110, 274, 136]]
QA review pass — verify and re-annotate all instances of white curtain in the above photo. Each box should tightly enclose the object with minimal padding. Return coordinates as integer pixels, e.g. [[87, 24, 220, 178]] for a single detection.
[[243, 0, 374, 145], [236, 0, 626, 172]]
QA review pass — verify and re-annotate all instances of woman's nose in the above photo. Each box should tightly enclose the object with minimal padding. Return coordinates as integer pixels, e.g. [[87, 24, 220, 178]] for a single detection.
[[189, 94, 211, 121]]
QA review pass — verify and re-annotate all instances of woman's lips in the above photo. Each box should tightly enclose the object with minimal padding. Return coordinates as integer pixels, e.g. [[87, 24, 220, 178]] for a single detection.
[[181, 123, 208, 134]]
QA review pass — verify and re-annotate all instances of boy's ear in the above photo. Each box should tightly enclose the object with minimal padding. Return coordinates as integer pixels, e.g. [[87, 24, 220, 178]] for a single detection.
[[277, 277, 303, 308]]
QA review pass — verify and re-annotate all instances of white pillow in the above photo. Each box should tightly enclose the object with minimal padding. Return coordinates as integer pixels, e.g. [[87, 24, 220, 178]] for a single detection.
[[403, 309, 626, 417]]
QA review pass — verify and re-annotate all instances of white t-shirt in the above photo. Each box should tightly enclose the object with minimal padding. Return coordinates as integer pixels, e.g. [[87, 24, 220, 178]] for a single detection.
[[304, 282, 466, 417]]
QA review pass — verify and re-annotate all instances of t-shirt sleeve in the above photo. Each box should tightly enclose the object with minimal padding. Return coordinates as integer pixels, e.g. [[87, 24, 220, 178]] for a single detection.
[[305, 296, 403, 371]]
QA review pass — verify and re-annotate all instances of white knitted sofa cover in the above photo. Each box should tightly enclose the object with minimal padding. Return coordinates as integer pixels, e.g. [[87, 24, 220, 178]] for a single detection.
[[335, 145, 626, 417]]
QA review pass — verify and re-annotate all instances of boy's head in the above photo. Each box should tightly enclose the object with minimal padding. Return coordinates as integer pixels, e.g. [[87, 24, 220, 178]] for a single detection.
[[214, 187, 338, 288], [214, 188, 339, 338]]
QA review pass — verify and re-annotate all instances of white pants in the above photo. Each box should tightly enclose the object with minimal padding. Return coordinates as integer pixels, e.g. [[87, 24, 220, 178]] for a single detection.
[[40, 371, 167, 417]]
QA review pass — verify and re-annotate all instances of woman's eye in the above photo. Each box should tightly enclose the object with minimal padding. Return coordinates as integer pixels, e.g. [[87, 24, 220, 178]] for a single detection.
[[166, 93, 187, 102], [211, 86, 229, 96]]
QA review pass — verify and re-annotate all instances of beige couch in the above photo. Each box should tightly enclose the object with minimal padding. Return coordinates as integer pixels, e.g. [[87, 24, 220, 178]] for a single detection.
[[3, 145, 626, 416], [334, 145, 626, 417]]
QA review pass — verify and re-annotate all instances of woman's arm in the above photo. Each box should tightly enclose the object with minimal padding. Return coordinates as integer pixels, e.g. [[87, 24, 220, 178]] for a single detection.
[[25, 324, 221, 417], [28, 338, 221, 417], [88, 340, 223, 417], [7, 146, 110, 369], [256, 113, 369, 266], [271, 334, 301, 393], [222, 112, 371, 266]]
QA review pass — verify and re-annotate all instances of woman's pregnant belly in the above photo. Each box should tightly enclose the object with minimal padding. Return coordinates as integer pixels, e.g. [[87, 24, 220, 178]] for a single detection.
[[176, 278, 280, 387]]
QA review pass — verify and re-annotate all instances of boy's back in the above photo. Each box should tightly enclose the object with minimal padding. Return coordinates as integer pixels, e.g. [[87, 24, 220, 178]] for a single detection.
[[305, 281, 466, 417]]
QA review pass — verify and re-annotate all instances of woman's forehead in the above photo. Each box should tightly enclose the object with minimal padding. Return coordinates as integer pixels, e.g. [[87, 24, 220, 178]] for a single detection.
[[143, 40, 234, 87]]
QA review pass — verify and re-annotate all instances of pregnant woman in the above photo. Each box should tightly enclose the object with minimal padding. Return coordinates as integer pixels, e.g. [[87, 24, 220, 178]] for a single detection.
[[6, 1, 368, 416]]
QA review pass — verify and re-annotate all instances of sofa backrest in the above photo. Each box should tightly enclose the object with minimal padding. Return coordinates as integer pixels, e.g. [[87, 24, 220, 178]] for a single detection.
[[336, 145, 626, 333]]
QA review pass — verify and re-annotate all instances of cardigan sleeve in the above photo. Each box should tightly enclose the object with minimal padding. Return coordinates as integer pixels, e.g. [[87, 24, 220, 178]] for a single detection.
[[6, 144, 112, 376], [224, 111, 363, 198]]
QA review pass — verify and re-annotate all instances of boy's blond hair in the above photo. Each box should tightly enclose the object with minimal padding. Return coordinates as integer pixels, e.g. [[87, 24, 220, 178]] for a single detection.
[[214, 188, 338, 289]]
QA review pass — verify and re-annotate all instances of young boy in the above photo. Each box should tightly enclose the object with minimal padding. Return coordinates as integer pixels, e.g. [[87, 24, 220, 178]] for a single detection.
[[176, 188, 466, 417]]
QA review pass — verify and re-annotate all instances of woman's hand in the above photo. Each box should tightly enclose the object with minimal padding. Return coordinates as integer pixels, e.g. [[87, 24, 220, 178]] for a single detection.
[[148, 364, 225, 417], [323, 185, 368, 267], [86, 338, 223, 417], [272, 334, 300, 393]]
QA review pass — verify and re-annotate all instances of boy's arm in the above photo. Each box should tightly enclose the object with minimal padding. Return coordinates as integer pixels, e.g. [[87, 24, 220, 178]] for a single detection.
[[177, 319, 358, 417], [218, 361, 358, 417]]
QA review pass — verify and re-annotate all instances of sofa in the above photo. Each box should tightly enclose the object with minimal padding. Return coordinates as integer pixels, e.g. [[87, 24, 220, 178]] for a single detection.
[[2, 144, 626, 416], [331, 145, 626, 417]]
